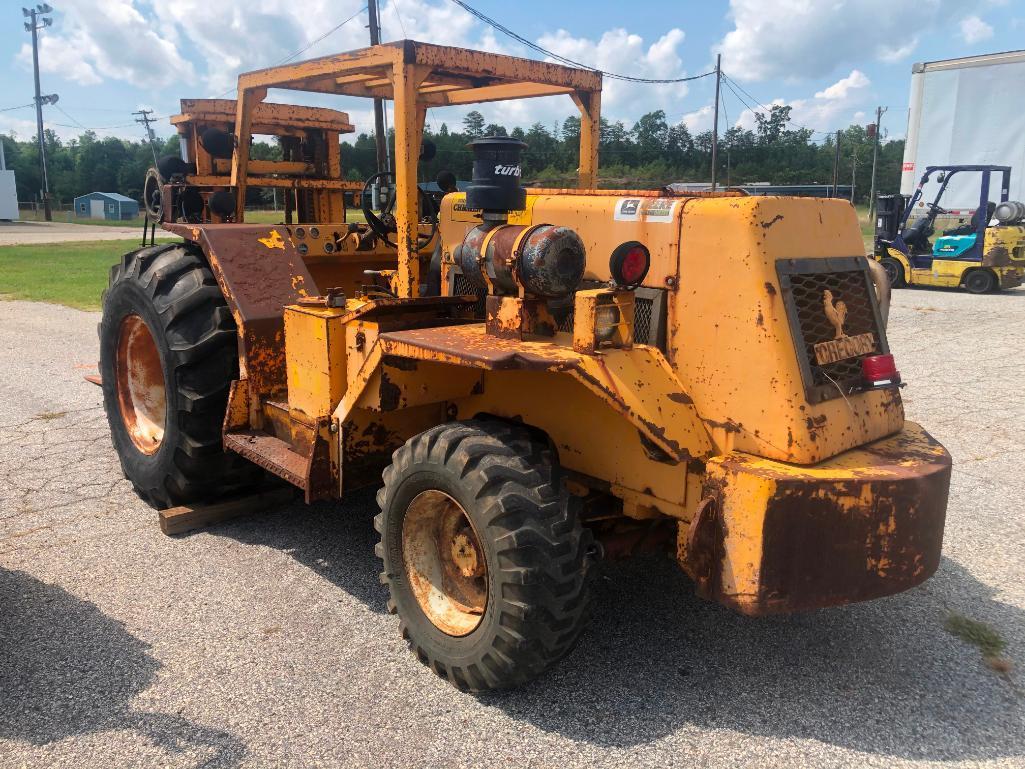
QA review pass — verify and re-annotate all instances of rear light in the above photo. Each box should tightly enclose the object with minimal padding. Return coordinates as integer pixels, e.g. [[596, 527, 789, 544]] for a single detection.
[[610, 241, 650, 287], [861, 354, 901, 387]]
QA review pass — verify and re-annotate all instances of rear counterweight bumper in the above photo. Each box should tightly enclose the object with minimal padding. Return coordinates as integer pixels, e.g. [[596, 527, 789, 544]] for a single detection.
[[680, 422, 950, 616]]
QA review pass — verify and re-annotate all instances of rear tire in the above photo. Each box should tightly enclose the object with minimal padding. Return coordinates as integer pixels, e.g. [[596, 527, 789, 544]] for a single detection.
[[880, 257, 907, 288], [375, 420, 594, 690], [99, 243, 260, 508], [964, 269, 997, 294]]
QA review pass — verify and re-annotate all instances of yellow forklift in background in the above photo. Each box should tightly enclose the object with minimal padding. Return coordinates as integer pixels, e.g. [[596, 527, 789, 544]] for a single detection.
[[874, 165, 1025, 292], [99, 40, 951, 690]]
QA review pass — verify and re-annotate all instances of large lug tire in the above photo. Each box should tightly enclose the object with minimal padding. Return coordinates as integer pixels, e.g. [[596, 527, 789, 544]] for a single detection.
[[964, 268, 997, 294], [375, 420, 594, 691], [879, 256, 907, 288], [99, 243, 260, 508]]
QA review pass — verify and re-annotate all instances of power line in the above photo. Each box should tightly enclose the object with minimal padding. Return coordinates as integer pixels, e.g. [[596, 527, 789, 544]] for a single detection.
[[721, 72, 827, 135], [53, 103, 87, 129], [448, 0, 715, 84], [0, 103, 35, 113]]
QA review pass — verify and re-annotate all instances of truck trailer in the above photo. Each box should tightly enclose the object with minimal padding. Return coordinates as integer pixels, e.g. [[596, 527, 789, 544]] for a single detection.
[[901, 49, 1025, 207]]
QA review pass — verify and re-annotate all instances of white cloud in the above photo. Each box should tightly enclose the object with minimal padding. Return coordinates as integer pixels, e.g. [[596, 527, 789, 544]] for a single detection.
[[960, 15, 994, 43], [732, 70, 872, 134], [536, 27, 691, 119], [814, 70, 870, 100], [16, 0, 195, 89], [718, 0, 967, 81]]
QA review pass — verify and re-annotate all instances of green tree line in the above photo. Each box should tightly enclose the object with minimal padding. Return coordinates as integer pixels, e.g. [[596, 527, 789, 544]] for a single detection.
[[2, 104, 904, 207]]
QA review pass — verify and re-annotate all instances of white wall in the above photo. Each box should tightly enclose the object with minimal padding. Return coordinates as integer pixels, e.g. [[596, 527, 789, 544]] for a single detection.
[[902, 56, 1025, 206], [0, 170, 17, 220]]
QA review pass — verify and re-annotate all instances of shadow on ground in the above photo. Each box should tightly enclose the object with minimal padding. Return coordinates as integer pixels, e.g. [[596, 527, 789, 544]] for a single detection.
[[0, 568, 245, 767], [216, 495, 1024, 761]]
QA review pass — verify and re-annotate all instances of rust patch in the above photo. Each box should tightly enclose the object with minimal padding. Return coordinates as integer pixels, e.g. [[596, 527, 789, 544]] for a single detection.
[[704, 417, 742, 434], [379, 371, 402, 411], [760, 215, 784, 230], [764, 281, 777, 298], [982, 245, 1011, 267], [667, 391, 694, 405]]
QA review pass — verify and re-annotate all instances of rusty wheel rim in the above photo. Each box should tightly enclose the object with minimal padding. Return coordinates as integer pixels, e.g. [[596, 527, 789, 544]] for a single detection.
[[115, 314, 166, 455], [401, 490, 487, 636]]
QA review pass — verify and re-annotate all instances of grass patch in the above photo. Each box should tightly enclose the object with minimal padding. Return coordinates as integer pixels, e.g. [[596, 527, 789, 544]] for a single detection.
[[0, 239, 164, 310], [18, 209, 368, 227], [33, 410, 67, 421], [945, 612, 1012, 672]]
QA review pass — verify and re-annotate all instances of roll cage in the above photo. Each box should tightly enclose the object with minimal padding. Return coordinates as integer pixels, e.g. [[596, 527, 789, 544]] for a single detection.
[[894, 165, 1011, 259], [230, 40, 604, 297]]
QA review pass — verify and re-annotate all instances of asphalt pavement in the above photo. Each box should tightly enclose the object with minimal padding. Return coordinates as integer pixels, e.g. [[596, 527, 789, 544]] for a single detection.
[[1, 287, 1024, 768], [0, 220, 145, 246]]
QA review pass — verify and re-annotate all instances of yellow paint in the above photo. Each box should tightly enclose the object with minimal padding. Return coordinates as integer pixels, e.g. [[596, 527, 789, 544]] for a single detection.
[[283, 305, 347, 418], [258, 229, 285, 249]]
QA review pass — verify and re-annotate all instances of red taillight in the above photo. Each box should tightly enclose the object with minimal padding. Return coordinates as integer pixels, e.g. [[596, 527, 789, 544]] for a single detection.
[[610, 241, 650, 286], [862, 354, 900, 386]]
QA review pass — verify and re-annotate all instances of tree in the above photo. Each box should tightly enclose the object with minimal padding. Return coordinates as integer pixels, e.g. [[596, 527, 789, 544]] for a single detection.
[[463, 111, 485, 138]]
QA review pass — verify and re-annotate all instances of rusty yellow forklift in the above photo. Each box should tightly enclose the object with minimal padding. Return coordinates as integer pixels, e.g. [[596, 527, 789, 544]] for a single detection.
[[99, 41, 951, 690]]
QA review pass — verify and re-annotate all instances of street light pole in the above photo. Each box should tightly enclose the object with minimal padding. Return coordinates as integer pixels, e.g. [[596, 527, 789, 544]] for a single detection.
[[710, 53, 721, 191], [24, 4, 54, 221], [868, 105, 887, 224]]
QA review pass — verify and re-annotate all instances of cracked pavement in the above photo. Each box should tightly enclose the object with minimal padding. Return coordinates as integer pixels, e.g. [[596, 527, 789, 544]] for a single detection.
[[1, 288, 1024, 769]]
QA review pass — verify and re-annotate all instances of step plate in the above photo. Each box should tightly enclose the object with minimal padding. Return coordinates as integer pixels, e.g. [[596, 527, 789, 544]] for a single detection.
[[225, 431, 308, 489]]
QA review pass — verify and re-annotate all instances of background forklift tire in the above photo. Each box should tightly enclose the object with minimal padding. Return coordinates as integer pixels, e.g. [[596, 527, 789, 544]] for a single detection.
[[99, 243, 261, 509], [964, 269, 997, 294], [375, 419, 594, 690], [879, 257, 907, 288]]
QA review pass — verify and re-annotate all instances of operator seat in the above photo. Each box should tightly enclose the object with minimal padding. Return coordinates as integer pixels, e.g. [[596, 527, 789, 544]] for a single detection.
[[944, 202, 995, 236]]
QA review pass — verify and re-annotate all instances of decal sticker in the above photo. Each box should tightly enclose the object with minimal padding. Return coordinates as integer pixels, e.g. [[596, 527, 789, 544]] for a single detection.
[[614, 198, 642, 221], [614, 198, 678, 223]]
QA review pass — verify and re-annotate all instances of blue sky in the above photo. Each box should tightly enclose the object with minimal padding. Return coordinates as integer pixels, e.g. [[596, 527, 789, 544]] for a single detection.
[[1, 0, 1022, 145]]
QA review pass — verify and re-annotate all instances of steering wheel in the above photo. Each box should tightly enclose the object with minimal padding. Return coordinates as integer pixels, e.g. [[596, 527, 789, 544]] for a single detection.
[[925, 201, 950, 216], [360, 171, 438, 249]]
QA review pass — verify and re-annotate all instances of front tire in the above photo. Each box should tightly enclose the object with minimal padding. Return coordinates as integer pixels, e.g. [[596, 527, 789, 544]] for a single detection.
[[880, 257, 907, 288], [99, 243, 259, 508], [375, 420, 594, 690]]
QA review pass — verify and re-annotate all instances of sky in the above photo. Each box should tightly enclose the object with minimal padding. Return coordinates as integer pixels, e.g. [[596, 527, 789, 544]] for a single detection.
[[1, 0, 1023, 147]]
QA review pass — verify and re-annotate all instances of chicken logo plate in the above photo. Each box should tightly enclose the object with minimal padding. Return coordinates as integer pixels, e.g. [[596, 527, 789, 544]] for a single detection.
[[813, 289, 875, 365]]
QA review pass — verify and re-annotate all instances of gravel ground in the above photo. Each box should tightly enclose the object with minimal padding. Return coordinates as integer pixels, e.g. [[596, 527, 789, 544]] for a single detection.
[[1, 287, 1024, 768], [0, 221, 145, 246]]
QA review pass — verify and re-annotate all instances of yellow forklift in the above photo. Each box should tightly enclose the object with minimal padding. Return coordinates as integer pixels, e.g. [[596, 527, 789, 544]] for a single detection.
[[874, 165, 1025, 292]]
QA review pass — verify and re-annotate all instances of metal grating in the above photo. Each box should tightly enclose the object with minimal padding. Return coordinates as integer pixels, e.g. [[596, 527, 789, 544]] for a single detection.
[[778, 257, 888, 404], [553, 294, 660, 347], [452, 272, 487, 318]]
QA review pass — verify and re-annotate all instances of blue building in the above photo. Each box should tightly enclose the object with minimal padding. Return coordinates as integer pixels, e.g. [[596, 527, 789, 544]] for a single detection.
[[73, 191, 140, 220]]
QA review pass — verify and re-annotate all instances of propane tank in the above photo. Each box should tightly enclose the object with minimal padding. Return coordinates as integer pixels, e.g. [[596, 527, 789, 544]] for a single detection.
[[994, 200, 1025, 225]]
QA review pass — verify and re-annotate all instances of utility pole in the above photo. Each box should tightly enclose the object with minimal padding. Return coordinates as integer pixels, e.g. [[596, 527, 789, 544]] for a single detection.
[[367, 0, 387, 176], [831, 130, 842, 198], [850, 147, 857, 203], [133, 109, 160, 168], [24, 4, 54, 221], [710, 53, 721, 191], [868, 105, 887, 223]]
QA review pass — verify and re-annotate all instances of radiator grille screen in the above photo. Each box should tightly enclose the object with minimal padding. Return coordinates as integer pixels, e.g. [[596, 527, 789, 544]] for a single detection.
[[778, 258, 888, 403]]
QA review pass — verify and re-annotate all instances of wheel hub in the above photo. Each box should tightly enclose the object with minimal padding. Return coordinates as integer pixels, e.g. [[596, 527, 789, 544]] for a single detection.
[[401, 490, 487, 636], [115, 314, 167, 454]]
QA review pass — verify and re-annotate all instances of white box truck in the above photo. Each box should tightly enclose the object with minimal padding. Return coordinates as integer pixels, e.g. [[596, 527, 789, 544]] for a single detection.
[[901, 49, 1025, 209]]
